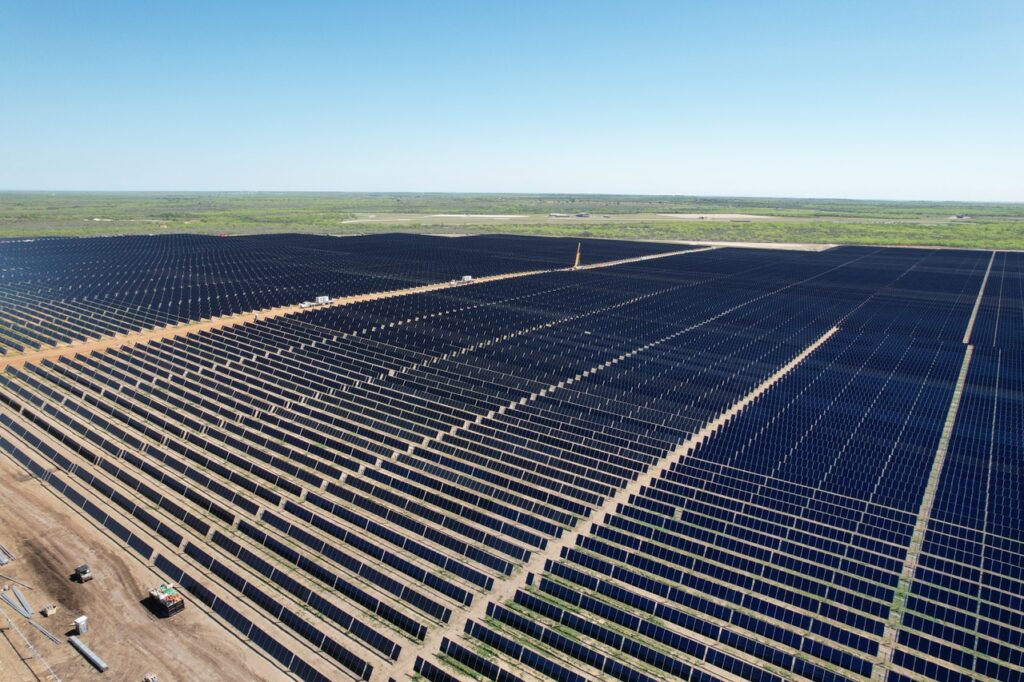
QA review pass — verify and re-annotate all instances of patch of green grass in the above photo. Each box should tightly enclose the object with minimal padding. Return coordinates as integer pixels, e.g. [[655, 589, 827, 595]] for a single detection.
[[1, 191, 1021, 249], [475, 219, 1024, 250]]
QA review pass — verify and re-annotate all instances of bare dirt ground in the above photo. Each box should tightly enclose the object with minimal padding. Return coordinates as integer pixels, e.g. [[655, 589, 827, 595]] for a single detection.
[[429, 214, 522, 219], [339, 218, 413, 223], [653, 238, 835, 251], [0, 614, 38, 682], [0, 454, 287, 682], [655, 212, 780, 221]]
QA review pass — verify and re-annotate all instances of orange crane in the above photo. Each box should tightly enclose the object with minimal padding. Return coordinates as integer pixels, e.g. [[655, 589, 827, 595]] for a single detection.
[[573, 242, 582, 269]]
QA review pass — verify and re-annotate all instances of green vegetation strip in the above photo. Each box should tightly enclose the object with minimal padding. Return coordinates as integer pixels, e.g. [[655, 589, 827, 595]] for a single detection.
[[2, 192, 1022, 249]]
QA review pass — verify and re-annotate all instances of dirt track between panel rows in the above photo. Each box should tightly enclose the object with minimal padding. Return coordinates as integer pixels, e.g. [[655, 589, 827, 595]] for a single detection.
[[0, 249, 709, 373]]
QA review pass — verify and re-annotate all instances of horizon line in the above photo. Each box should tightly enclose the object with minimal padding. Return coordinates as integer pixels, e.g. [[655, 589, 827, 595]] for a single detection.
[[1, 189, 1022, 205]]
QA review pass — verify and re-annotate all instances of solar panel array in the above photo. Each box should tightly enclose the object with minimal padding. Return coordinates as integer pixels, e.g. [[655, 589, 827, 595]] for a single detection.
[[427, 248, 996, 682], [0, 237, 1017, 682], [0, 233, 681, 354], [887, 251, 1024, 682]]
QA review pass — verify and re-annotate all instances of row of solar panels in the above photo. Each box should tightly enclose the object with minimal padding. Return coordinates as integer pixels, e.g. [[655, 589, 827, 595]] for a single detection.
[[0, 405, 366, 679], [889, 345, 1024, 682], [424, 248, 993, 681], [0, 244, 1000, 681], [0, 232, 688, 353], [0, 242, 880, 675], [4, 247, 805, 678], [970, 251, 1023, 348], [0, 381, 396, 680], [0, 356, 469, 628]]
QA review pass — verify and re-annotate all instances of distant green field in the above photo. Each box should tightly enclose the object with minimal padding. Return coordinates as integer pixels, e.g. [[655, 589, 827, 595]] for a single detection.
[[1, 192, 1021, 249]]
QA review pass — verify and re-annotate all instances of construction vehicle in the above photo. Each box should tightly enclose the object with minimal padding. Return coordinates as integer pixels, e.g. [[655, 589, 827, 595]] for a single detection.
[[74, 565, 93, 583], [148, 583, 185, 617]]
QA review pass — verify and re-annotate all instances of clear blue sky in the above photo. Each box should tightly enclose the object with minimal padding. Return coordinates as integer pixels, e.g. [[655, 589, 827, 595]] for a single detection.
[[1, 1, 1022, 200]]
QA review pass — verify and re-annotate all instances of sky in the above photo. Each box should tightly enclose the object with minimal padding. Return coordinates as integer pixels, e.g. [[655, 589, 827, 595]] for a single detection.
[[1, 1, 1022, 201]]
